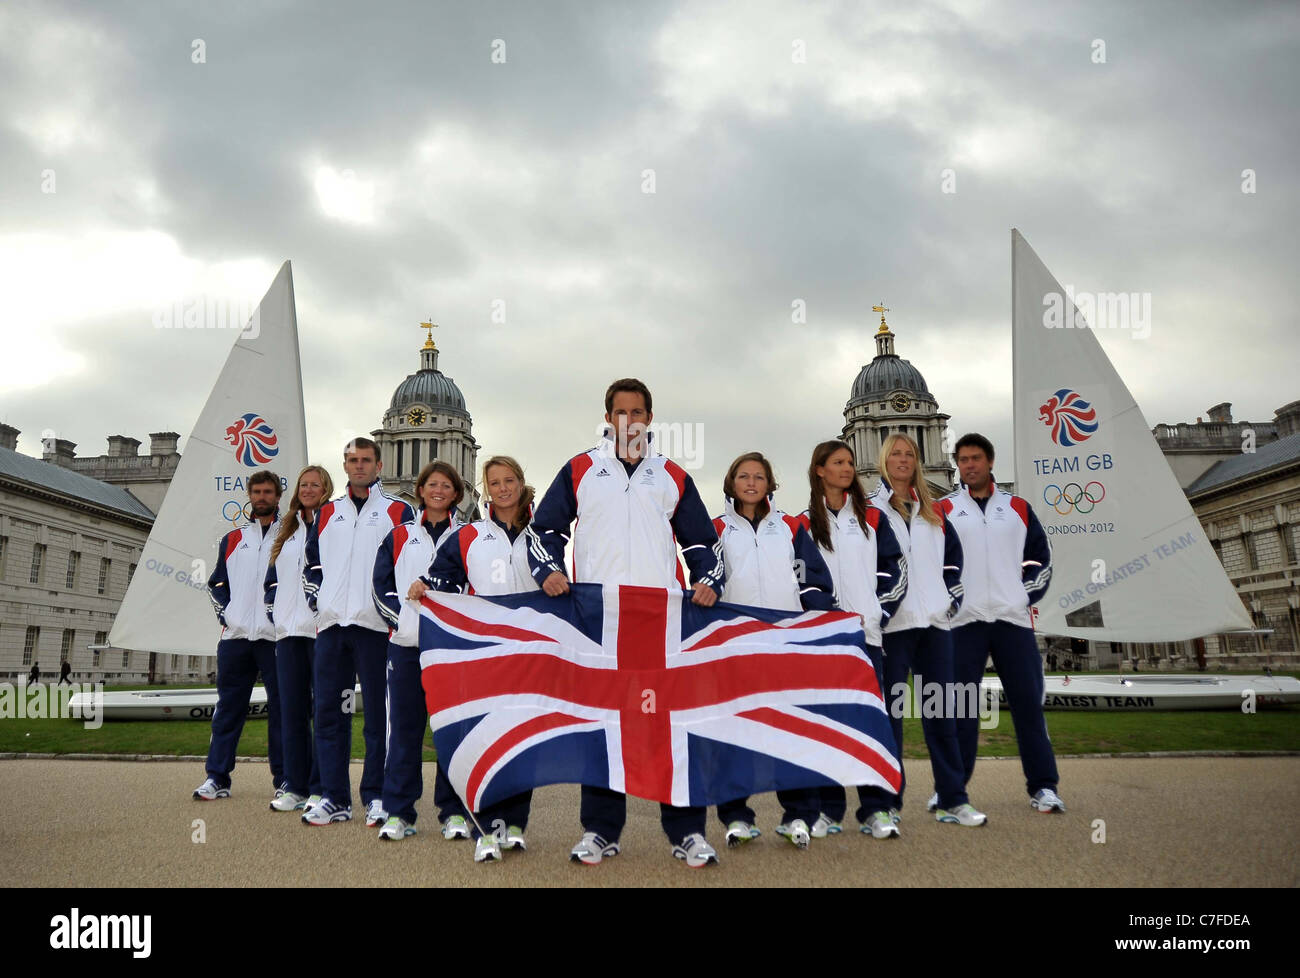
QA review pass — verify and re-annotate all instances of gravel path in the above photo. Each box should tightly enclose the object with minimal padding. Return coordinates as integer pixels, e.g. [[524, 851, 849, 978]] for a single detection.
[[4, 756, 1296, 887]]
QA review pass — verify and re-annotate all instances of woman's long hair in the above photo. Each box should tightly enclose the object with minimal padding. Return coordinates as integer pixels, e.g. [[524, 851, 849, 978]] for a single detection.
[[271, 465, 335, 564], [877, 432, 941, 527], [481, 455, 535, 534], [806, 440, 870, 551], [414, 460, 466, 520], [722, 451, 777, 521]]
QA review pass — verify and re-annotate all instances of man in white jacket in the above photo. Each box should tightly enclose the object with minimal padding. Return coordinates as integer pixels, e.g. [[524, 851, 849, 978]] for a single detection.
[[301, 439, 414, 826], [943, 433, 1064, 815], [526, 378, 726, 868], [193, 471, 285, 802]]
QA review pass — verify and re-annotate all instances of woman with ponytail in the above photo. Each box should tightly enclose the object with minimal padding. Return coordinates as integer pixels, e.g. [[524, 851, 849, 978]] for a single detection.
[[801, 440, 906, 837], [860, 433, 985, 834], [264, 465, 334, 811]]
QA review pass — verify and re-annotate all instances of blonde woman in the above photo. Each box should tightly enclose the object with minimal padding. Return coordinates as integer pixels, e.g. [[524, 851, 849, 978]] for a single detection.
[[862, 433, 984, 835], [264, 465, 333, 811], [411, 455, 539, 862]]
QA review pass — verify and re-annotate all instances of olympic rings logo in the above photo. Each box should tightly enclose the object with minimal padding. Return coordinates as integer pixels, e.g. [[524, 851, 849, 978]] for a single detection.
[[1043, 481, 1105, 515], [222, 499, 254, 524]]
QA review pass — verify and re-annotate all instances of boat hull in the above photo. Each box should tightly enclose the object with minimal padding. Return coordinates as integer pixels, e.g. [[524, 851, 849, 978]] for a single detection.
[[70, 685, 366, 721], [982, 674, 1300, 711]]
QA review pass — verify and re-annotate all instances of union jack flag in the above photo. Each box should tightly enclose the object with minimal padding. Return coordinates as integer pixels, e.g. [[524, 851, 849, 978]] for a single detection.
[[418, 583, 901, 812]]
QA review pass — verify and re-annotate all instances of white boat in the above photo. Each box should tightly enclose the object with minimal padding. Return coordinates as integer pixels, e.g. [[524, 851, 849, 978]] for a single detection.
[[980, 673, 1300, 711], [70, 684, 365, 721]]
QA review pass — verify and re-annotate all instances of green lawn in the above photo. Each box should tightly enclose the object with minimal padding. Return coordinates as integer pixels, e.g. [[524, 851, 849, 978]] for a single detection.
[[1, 680, 1297, 758]]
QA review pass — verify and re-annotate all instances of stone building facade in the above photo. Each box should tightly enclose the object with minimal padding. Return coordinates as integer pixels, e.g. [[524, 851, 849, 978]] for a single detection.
[[1097, 401, 1300, 670]]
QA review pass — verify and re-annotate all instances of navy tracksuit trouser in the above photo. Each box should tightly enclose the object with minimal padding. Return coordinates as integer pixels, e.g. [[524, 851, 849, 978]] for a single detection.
[[820, 643, 898, 824], [716, 788, 818, 830], [856, 626, 968, 814], [581, 786, 706, 845], [951, 620, 1059, 795], [206, 638, 283, 789], [384, 642, 477, 827], [383, 641, 430, 824], [314, 624, 388, 808], [433, 761, 468, 824], [275, 636, 321, 798]]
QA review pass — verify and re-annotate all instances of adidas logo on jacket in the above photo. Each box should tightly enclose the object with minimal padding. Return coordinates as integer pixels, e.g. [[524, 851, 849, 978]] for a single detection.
[[423, 506, 541, 598], [303, 480, 415, 633], [372, 509, 464, 647], [263, 510, 319, 641], [869, 482, 964, 632], [712, 496, 836, 612], [940, 483, 1053, 629], [208, 517, 278, 642], [799, 500, 907, 647]]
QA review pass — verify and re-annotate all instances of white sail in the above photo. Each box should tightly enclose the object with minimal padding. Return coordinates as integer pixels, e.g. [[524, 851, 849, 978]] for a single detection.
[[1010, 230, 1252, 641], [109, 261, 308, 655]]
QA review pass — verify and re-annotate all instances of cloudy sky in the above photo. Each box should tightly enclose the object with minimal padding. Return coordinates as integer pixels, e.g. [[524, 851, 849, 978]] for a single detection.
[[3, 0, 1297, 508]]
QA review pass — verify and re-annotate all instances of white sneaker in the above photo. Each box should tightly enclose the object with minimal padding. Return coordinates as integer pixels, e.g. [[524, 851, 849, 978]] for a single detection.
[[926, 792, 939, 813], [724, 820, 759, 848], [365, 799, 386, 827], [672, 833, 719, 868], [301, 798, 352, 825], [193, 777, 230, 801], [501, 825, 527, 850], [1030, 788, 1066, 813], [862, 810, 900, 839], [474, 835, 502, 863], [810, 813, 842, 838], [775, 819, 811, 850], [936, 803, 988, 827], [304, 794, 323, 812], [569, 831, 620, 865], [441, 815, 471, 840], [270, 791, 308, 812], [378, 816, 416, 840]]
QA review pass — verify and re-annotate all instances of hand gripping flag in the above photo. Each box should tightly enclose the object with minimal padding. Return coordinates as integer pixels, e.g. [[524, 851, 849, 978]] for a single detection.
[[418, 583, 901, 812]]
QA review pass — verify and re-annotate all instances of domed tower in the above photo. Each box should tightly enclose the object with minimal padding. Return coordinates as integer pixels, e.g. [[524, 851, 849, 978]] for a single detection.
[[841, 305, 954, 495], [373, 321, 481, 520]]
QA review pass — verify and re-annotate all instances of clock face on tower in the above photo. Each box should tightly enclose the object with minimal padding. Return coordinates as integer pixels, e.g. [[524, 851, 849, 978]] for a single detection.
[[407, 408, 427, 426], [891, 393, 911, 413]]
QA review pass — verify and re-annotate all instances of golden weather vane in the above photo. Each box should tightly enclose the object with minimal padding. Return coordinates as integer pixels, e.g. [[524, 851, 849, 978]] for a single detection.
[[872, 302, 890, 333], [419, 318, 438, 349]]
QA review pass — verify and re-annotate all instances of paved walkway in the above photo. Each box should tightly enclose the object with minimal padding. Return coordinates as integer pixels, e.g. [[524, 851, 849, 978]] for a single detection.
[[3, 757, 1296, 887]]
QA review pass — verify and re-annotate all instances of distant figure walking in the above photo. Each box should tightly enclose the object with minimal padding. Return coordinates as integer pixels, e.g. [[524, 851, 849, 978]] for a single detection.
[[59, 660, 72, 685], [28, 662, 40, 685]]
